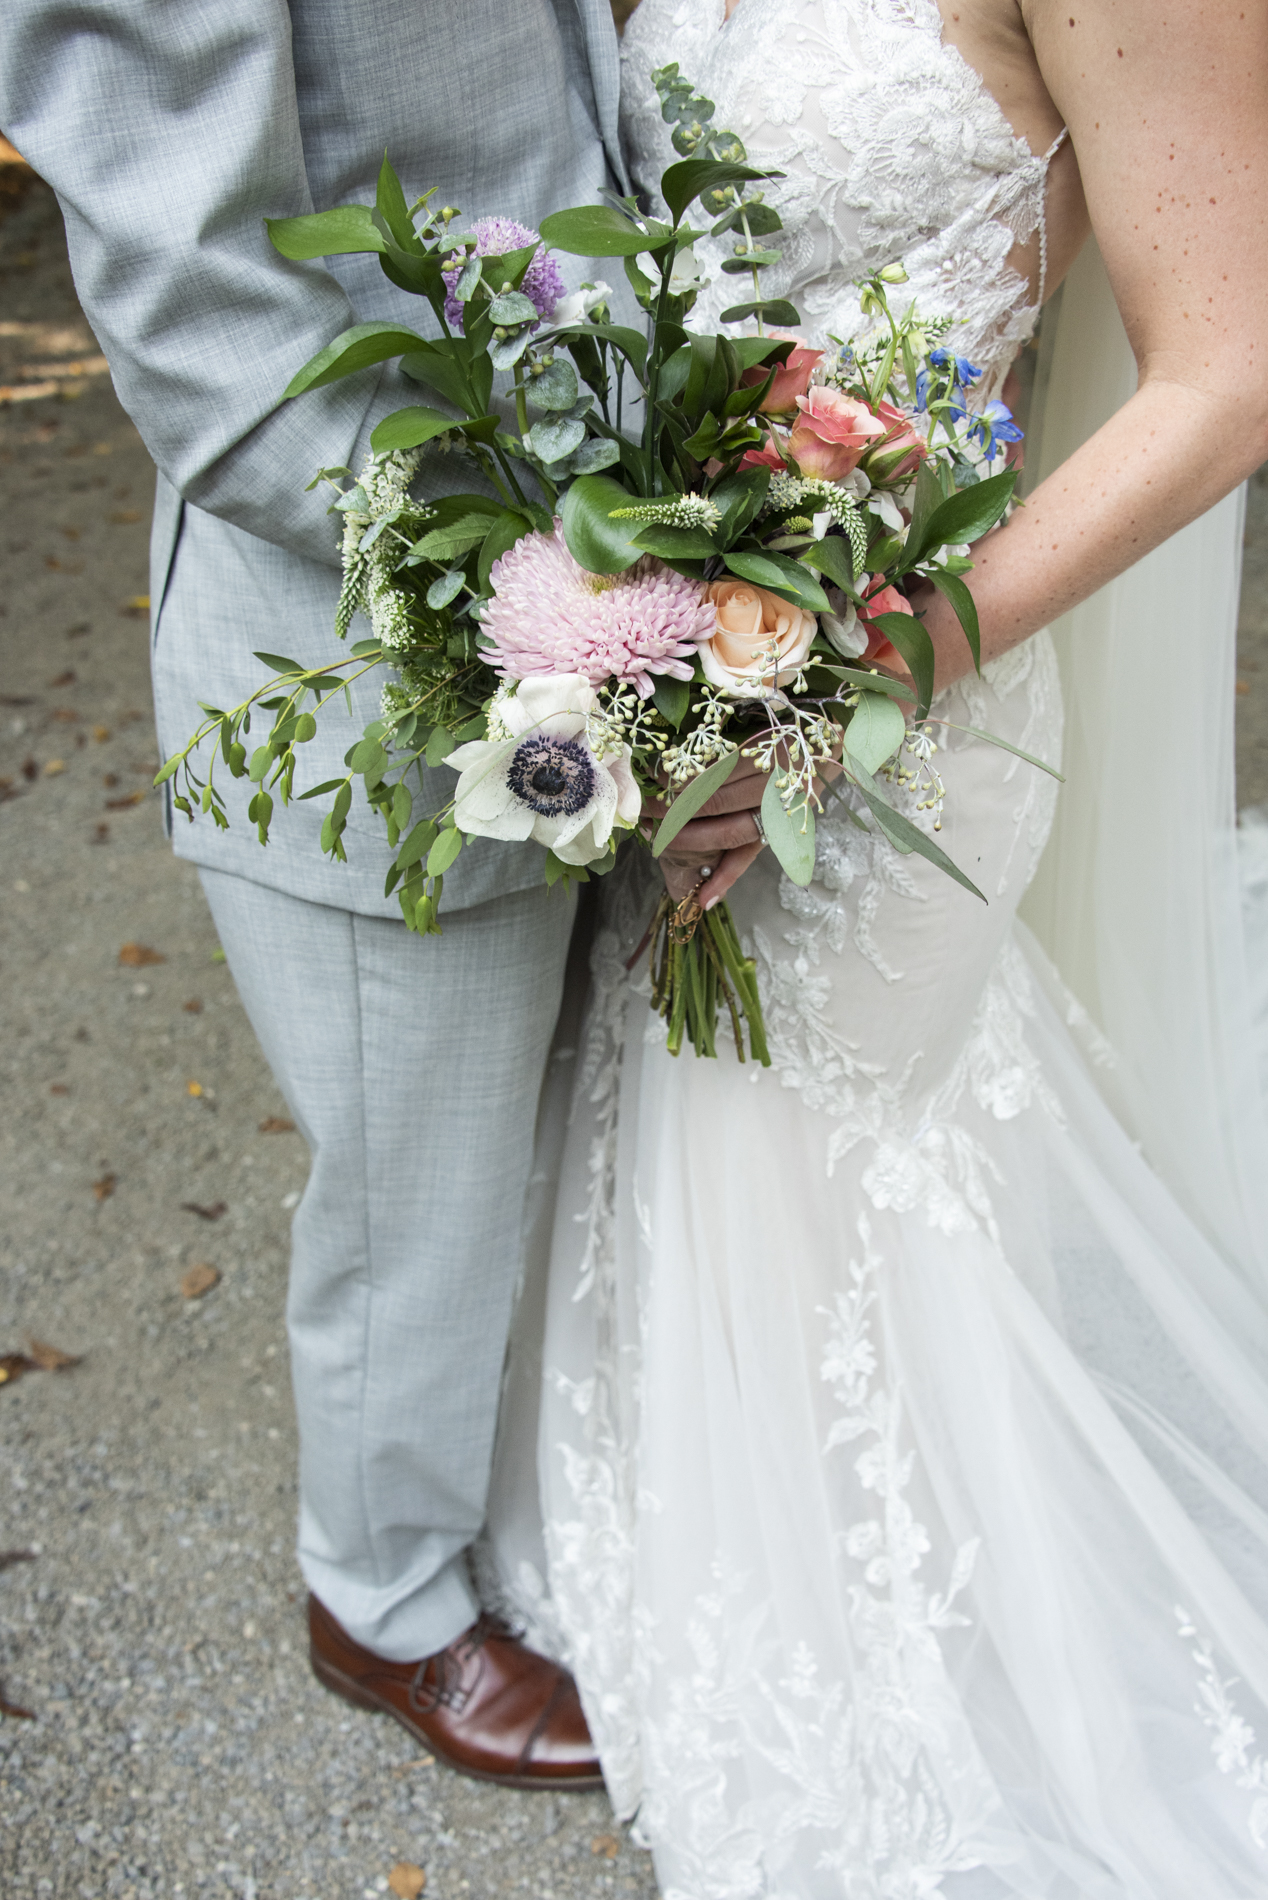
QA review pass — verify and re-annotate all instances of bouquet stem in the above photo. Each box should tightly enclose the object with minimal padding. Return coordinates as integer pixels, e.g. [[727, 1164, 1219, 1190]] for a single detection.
[[648, 890, 771, 1066]]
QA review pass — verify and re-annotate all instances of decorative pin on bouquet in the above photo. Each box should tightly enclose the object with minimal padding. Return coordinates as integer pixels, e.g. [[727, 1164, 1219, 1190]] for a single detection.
[[159, 63, 1055, 1065]]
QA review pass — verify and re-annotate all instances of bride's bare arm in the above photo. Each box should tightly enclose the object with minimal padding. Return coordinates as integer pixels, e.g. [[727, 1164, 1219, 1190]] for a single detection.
[[917, 0, 1268, 688]]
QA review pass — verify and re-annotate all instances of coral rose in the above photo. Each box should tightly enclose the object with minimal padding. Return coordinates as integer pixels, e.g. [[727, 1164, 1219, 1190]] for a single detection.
[[788, 387, 886, 480], [740, 330, 824, 414], [700, 578, 817, 698], [856, 577, 915, 671]]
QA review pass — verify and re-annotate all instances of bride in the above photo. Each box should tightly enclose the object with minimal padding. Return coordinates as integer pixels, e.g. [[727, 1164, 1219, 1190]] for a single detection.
[[484, 1, 1268, 1893]]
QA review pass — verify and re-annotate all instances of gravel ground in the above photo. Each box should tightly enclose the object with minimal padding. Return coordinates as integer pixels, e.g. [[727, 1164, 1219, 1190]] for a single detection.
[[0, 162, 654, 1900], [2, 154, 1267, 1900]]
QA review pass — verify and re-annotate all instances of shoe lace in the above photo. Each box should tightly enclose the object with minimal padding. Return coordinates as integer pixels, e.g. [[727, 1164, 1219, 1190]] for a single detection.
[[406, 1611, 513, 1716]]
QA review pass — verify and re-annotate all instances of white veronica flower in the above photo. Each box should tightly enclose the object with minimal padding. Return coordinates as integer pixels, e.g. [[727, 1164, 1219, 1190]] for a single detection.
[[447, 674, 640, 865]]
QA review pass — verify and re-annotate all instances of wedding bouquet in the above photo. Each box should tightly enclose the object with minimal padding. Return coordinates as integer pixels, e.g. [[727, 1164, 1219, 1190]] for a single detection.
[[160, 64, 1049, 1063]]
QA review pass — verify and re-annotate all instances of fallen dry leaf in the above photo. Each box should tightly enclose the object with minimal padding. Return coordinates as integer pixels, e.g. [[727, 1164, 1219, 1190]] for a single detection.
[[92, 1173, 116, 1201], [122, 594, 150, 614], [103, 771, 119, 787], [48, 670, 76, 687], [181, 1263, 219, 1300], [387, 1865, 426, 1899], [258, 1117, 296, 1134], [592, 1835, 620, 1860], [391, 1756, 435, 1777], [0, 694, 36, 708], [182, 998, 203, 1014], [0, 1354, 38, 1386], [21, 757, 38, 781], [106, 789, 147, 809], [26, 1337, 81, 1371], [0, 1550, 36, 1573], [0, 1683, 35, 1721], [92, 724, 110, 742], [118, 942, 164, 967], [42, 759, 65, 776], [48, 1083, 69, 1096], [181, 1200, 226, 1222]]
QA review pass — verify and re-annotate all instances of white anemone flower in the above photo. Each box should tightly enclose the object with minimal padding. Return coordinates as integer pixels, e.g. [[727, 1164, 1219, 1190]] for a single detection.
[[447, 674, 640, 866]]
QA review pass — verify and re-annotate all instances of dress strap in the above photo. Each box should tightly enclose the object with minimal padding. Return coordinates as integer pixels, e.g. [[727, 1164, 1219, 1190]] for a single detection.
[[1036, 126, 1069, 308]]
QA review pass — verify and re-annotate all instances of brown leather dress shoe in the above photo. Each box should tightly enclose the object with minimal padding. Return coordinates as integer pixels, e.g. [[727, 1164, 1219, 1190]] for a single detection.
[[307, 1593, 604, 1791]]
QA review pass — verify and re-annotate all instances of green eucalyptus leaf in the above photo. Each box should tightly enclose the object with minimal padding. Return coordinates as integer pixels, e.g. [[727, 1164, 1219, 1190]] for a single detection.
[[529, 359, 579, 411], [488, 289, 537, 326], [489, 328, 533, 371], [252, 650, 305, 675], [528, 414, 586, 463], [568, 438, 622, 474], [426, 568, 467, 609], [842, 693, 906, 775], [760, 772, 816, 886], [847, 763, 984, 901], [427, 828, 464, 876], [652, 749, 740, 856]]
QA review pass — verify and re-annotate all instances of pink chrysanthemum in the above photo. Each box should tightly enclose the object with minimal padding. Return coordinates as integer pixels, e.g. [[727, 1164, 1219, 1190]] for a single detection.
[[482, 524, 716, 698], [442, 217, 565, 331]]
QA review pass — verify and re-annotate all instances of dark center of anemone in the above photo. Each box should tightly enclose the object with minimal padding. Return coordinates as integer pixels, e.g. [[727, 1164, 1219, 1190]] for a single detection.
[[505, 734, 596, 818]]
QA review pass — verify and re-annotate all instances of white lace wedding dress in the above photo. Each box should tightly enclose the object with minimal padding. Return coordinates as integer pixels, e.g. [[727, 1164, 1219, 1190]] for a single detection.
[[482, 3, 1268, 1894]]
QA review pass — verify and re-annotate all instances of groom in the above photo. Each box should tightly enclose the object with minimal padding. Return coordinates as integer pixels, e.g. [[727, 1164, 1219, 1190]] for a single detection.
[[0, 0, 632, 1787]]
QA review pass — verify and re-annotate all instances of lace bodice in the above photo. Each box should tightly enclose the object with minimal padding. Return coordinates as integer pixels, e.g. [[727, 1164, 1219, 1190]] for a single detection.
[[620, 0, 1062, 382]]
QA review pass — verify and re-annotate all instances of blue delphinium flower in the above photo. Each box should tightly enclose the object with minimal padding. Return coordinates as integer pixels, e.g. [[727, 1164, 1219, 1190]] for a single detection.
[[967, 399, 1023, 452], [916, 347, 983, 414], [930, 347, 983, 386]]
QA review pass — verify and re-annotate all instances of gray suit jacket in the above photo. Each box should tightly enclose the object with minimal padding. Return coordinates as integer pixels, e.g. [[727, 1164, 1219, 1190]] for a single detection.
[[0, 0, 627, 913]]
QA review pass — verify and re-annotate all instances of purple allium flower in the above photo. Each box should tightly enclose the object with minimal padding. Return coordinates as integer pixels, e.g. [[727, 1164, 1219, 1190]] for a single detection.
[[442, 217, 566, 331], [481, 524, 717, 699]]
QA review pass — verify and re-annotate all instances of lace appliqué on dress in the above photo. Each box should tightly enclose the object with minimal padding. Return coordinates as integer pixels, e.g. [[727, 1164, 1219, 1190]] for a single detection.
[[620, 0, 1056, 377], [1176, 1609, 1268, 1849]]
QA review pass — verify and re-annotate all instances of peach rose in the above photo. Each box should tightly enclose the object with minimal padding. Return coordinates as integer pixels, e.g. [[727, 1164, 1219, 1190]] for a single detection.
[[740, 330, 824, 414], [871, 399, 929, 479], [700, 578, 818, 698], [788, 387, 886, 480]]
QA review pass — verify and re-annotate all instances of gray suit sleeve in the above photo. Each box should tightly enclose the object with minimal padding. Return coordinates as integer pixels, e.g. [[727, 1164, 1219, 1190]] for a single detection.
[[0, 1, 390, 567]]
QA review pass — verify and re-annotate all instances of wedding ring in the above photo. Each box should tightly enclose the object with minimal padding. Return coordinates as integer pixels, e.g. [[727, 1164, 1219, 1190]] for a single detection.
[[752, 810, 767, 846]]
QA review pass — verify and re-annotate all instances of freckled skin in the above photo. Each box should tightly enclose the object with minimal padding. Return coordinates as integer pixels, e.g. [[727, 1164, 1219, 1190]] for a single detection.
[[696, 0, 1268, 907]]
